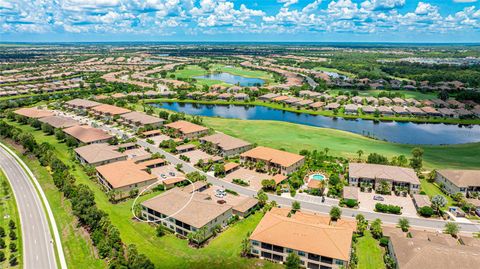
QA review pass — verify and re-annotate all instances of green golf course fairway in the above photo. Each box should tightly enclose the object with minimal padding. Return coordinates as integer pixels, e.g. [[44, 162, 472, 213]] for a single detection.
[[202, 117, 480, 170]]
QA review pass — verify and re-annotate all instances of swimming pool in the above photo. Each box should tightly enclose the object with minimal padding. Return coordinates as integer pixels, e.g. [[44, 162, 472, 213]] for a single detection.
[[310, 174, 325, 181]]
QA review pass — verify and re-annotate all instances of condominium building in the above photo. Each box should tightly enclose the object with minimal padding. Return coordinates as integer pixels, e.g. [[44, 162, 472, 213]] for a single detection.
[[250, 207, 355, 269], [348, 162, 420, 194], [164, 120, 209, 139], [240, 146, 305, 175], [141, 187, 232, 241], [199, 133, 253, 157], [435, 169, 480, 197]]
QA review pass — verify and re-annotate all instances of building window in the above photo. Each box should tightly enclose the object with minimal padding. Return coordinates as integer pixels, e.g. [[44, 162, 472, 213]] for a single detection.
[[252, 249, 259, 254], [286, 248, 293, 253], [252, 241, 259, 246], [335, 260, 344, 265], [298, 251, 305, 257]]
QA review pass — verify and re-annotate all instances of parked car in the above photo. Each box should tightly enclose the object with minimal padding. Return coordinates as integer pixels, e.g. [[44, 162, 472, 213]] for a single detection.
[[373, 195, 384, 201], [169, 172, 175, 176], [475, 208, 480, 217]]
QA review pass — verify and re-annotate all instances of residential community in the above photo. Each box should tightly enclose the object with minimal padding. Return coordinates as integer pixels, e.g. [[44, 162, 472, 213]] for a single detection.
[[1, 38, 480, 269]]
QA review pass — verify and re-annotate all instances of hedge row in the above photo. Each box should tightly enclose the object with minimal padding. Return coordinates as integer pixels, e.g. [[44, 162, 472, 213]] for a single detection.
[[375, 203, 402, 214]]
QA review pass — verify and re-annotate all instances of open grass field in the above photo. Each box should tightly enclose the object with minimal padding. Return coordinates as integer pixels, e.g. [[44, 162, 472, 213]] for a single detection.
[[0, 169, 22, 268], [3, 120, 280, 269], [313, 66, 357, 78], [201, 117, 480, 170], [355, 231, 385, 269]]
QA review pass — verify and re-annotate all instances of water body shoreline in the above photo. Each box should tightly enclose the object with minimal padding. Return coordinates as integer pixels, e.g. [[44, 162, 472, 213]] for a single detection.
[[150, 101, 480, 145]]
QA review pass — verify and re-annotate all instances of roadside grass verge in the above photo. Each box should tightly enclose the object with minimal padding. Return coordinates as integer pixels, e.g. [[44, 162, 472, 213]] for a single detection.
[[0, 169, 22, 268], [0, 140, 105, 269], [5, 120, 280, 269]]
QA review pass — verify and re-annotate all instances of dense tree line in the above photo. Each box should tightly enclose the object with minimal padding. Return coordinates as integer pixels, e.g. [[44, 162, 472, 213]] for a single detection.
[[0, 120, 154, 269]]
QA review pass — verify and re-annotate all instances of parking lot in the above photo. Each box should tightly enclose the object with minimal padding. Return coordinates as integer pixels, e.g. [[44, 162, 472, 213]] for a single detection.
[[151, 164, 185, 180], [201, 185, 249, 207], [178, 149, 216, 164], [149, 134, 171, 145], [224, 167, 270, 191], [357, 191, 418, 217]]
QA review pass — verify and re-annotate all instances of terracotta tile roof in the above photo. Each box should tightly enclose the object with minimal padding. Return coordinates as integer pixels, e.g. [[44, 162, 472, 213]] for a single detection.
[[142, 188, 232, 228], [200, 133, 251, 151], [91, 104, 131, 115], [349, 162, 420, 184], [241, 146, 304, 168], [437, 169, 480, 187], [63, 125, 113, 144], [65, 98, 101, 108], [224, 162, 240, 172], [74, 143, 126, 164], [389, 233, 480, 269], [250, 207, 354, 261], [14, 108, 54, 119], [164, 120, 208, 135], [412, 194, 431, 208], [120, 111, 165, 125], [96, 160, 157, 189], [233, 198, 258, 213], [39, 115, 79, 129]]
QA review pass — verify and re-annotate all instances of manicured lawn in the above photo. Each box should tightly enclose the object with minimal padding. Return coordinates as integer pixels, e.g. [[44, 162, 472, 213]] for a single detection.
[[166, 64, 276, 87], [4, 121, 280, 269], [0, 169, 22, 268], [355, 231, 385, 269], [201, 117, 480, 170], [313, 66, 357, 78], [420, 178, 454, 208]]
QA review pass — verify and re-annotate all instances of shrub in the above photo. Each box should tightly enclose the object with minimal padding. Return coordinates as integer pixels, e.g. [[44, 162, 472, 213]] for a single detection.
[[375, 203, 401, 214], [419, 206, 434, 217], [225, 189, 239, 196], [232, 178, 249, 187], [0, 251, 4, 262], [345, 199, 358, 208], [379, 237, 389, 247]]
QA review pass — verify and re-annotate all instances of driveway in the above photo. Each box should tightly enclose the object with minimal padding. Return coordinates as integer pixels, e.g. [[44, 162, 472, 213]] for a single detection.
[[224, 167, 270, 191], [357, 191, 418, 217]]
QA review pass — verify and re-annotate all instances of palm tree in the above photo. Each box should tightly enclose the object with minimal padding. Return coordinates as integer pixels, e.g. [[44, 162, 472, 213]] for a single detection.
[[397, 218, 410, 232], [324, 147, 330, 156], [357, 150, 364, 161], [240, 232, 252, 257]]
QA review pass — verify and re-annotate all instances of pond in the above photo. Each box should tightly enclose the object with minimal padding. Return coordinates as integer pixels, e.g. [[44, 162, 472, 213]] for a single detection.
[[152, 102, 480, 145], [194, 72, 265, 86]]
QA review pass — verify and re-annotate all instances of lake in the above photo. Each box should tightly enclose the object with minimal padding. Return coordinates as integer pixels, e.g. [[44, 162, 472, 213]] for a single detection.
[[194, 72, 265, 86], [153, 102, 480, 145]]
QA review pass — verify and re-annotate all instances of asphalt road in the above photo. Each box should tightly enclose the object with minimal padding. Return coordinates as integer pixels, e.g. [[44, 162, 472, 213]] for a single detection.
[[0, 146, 57, 269], [87, 117, 480, 233]]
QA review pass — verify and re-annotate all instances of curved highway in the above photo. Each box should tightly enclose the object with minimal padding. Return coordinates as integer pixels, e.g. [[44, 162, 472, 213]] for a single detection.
[[0, 143, 65, 269]]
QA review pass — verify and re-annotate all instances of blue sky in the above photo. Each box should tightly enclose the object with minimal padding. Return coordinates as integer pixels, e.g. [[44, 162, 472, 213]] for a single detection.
[[1, 0, 480, 42]]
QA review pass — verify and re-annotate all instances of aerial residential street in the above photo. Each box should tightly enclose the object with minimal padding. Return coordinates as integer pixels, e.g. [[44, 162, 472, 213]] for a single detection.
[[94, 120, 480, 234], [0, 145, 58, 269]]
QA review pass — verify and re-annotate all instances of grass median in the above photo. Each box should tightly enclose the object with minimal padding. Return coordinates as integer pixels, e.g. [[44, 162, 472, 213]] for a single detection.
[[0, 169, 22, 268]]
